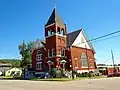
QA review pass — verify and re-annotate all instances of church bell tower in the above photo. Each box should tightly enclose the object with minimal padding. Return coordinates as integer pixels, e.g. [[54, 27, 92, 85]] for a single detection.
[[45, 8, 67, 68]]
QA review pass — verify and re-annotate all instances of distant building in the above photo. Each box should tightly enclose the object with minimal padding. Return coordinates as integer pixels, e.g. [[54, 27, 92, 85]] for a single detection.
[[97, 65, 120, 75], [31, 8, 96, 75], [0, 62, 12, 75]]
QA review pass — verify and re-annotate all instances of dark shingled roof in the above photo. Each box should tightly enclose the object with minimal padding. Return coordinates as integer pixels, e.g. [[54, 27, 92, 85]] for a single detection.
[[67, 29, 95, 53], [67, 29, 82, 48], [45, 8, 65, 27]]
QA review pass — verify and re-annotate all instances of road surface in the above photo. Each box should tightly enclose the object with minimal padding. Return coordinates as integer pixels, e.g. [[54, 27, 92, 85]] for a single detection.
[[0, 77, 120, 90]]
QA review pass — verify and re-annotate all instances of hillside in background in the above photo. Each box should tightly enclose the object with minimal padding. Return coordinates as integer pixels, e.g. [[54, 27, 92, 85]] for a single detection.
[[0, 59, 21, 68]]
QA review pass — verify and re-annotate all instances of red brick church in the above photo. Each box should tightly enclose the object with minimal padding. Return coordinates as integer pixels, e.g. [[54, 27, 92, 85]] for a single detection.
[[31, 8, 96, 75]]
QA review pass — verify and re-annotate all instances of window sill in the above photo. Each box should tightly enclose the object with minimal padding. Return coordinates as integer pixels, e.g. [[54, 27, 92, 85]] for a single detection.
[[56, 55, 61, 57], [81, 66, 88, 68], [75, 67, 78, 69], [55, 33, 66, 37]]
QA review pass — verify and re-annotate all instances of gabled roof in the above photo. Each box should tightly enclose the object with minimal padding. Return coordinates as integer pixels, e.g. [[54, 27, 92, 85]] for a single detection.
[[67, 29, 82, 48], [67, 29, 95, 52], [31, 40, 46, 54], [82, 30, 95, 52], [32, 39, 45, 50], [45, 8, 65, 27]]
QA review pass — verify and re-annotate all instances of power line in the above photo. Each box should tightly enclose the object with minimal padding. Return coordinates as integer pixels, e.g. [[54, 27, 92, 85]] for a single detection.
[[90, 34, 120, 44], [73, 30, 120, 46], [95, 58, 111, 63], [89, 30, 120, 42], [104, 58, 111, 63]]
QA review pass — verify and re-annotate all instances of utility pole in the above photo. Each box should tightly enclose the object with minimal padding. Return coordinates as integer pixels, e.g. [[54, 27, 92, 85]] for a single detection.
[[111, 50, 115, 73]]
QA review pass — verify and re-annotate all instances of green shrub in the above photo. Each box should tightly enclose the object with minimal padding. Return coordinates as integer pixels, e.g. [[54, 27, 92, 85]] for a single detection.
[[56, 70, 61, 78], [51, 68, 62, 78], [51, 68, 57, 78]]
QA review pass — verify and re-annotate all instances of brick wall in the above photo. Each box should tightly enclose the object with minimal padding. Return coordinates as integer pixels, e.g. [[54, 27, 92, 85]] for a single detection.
[[70, 46, 96, 71]]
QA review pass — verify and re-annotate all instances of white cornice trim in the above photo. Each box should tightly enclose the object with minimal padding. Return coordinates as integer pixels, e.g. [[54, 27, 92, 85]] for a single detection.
[[55, 33, 66, 37], [45, 33, 66, 39], [45, 34, 55, 38], [45, 55, 66, 59], [81, 66, 88, 68], [45, 23, 55, 28]]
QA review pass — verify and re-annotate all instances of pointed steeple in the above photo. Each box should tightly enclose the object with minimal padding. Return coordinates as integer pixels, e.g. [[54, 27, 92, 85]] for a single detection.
[[45, 8, 65, 27]]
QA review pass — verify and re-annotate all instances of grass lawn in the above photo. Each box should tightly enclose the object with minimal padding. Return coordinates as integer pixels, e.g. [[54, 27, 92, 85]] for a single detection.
[[30, 76, 107, 82], [77, 76, 107, 80], [0, 76, 13, 79], [31, 77, 73, 81]]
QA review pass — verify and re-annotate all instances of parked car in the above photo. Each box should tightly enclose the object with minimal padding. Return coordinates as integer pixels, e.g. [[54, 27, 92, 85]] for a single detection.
[[107, 72, 120, 77]]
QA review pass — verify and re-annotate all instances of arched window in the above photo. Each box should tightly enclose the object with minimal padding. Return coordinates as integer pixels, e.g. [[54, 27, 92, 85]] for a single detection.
[[36, 50, 42, 61], [57, 27, 61, 34], [81, 52, 88, 67], [61, 28, 64, 35], [51, 31, 55, 35], [48, 30, 51, 36]]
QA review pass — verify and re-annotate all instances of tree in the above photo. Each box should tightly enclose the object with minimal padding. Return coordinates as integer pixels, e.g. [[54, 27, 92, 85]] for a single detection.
[[18, 40, 34, 68], [0, 59, 20, 68]]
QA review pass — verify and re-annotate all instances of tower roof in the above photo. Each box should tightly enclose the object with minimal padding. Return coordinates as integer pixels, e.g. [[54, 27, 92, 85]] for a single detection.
[[45, 8, 65, 27]]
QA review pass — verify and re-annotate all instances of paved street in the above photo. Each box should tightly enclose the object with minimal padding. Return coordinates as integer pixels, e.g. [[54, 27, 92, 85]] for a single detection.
[[0, 77, 120, 90]]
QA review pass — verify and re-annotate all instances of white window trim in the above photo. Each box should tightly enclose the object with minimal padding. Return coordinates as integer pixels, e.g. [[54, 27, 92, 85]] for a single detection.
[[36, 62, 42, 70], [48, 30, 51, 36], [55, 33, 66, 37], [81, 59, 88, 68], [45, 23, 55, 28], [56, 55, 61, 57], [36, 54, 42, 61], [81, 66, 88, 68], [81, 53, 88, 68], [45, 33, 66, 39], [75, 67, 78, 69]]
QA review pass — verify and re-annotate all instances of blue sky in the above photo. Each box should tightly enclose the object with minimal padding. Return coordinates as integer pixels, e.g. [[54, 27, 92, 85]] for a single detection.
[[0, 0, 120, 64]]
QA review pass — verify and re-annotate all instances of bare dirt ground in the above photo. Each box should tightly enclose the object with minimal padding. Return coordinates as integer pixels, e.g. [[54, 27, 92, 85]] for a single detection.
[[0, 77, 120, 90]]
